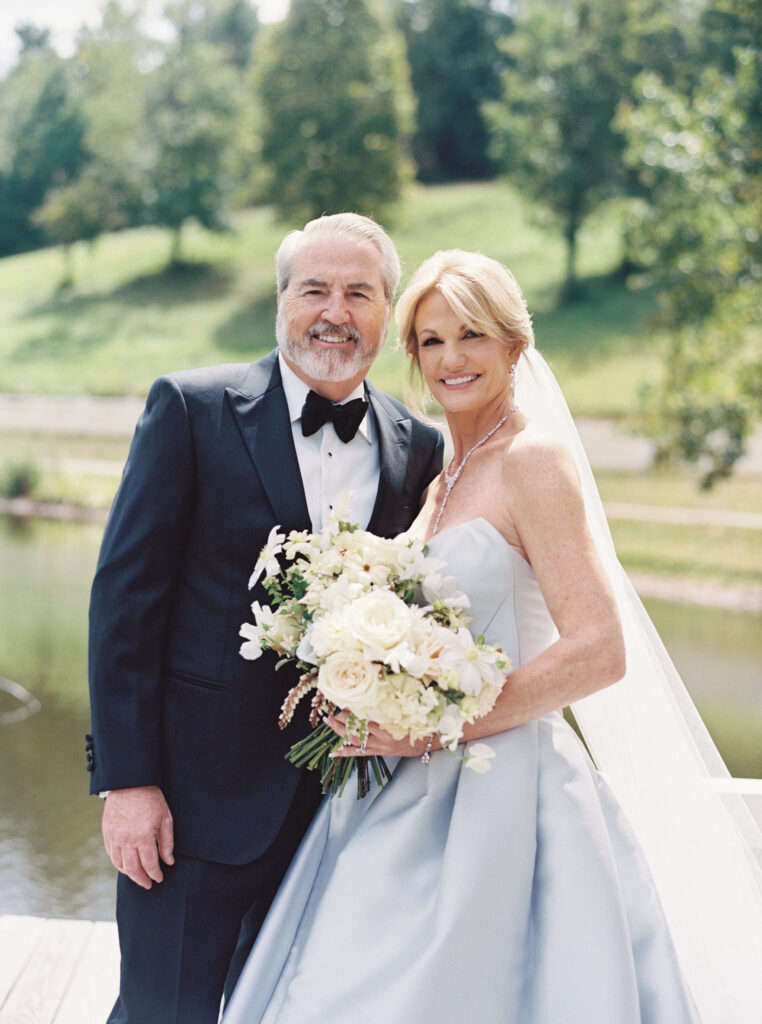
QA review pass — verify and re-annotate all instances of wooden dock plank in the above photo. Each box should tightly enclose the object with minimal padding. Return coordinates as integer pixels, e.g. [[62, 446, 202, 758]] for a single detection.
[[53, 922, 119, 1024], [0, 918, 117, 1024], [0, 917, 46, 1008]]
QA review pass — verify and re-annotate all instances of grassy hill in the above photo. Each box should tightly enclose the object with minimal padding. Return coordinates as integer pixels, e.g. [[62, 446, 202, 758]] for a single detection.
[[0, 181, 665, 417]]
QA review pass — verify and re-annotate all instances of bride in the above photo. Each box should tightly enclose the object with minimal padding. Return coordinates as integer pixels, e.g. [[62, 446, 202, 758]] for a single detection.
[[224, 250, 762, 1023]]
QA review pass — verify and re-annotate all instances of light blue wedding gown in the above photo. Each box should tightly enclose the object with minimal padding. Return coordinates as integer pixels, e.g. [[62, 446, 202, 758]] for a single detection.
[[224, 518, 696, 1023]]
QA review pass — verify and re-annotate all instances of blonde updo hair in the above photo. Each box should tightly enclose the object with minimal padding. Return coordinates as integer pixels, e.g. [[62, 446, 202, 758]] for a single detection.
[[395, 250, 535, 392]]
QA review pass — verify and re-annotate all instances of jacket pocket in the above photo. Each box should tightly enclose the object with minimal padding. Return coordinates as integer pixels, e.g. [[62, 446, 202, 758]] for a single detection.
[[166, 669, 228, 693]]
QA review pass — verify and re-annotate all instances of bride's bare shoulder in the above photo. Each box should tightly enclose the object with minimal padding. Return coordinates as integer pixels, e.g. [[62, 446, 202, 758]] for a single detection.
[[500, 421, 581, 498]]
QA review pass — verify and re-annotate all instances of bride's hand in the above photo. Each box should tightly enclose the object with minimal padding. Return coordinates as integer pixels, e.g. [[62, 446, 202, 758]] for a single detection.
[[326, 711, 429, 758]]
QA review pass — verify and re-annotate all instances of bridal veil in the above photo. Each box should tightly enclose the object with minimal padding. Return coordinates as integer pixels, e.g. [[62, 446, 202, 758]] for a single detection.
[[515, 346, 762, 1023]]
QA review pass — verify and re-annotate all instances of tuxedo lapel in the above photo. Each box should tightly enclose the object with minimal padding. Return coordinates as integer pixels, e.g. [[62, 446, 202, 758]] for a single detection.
[[366, 385, 413, 537], [226, 353, 311, 531]]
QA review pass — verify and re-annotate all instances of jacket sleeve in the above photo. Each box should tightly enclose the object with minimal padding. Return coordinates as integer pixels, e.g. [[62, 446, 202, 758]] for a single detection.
[[87, 375, 195, 794]]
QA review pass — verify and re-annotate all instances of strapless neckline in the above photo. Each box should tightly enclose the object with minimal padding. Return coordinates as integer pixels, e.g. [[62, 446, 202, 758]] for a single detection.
[[424, 516, 529, 567]]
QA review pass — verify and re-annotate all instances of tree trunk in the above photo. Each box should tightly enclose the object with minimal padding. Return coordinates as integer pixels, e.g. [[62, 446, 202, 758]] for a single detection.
[[169, 224, 183, 266], [59, 244, 74, 290], [561, 214, 580, 302]]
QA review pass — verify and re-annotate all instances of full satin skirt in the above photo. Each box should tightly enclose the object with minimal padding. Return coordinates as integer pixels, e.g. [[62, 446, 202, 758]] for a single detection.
[[223, 714, 695, 1023]]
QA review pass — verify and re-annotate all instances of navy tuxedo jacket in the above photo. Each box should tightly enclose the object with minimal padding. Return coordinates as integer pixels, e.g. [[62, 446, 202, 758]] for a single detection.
[[87, 350, 443, 863]]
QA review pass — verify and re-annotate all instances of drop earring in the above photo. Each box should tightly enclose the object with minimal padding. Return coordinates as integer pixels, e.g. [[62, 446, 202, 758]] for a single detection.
[[510, 363, 517, 392]]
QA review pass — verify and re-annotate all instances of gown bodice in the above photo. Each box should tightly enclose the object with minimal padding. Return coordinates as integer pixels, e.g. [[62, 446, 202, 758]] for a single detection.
[[425, 517, 556, 670]]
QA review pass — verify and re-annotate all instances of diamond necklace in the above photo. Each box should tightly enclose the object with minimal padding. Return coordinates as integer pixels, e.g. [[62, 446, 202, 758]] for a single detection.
[[432, 408, 516, 536]]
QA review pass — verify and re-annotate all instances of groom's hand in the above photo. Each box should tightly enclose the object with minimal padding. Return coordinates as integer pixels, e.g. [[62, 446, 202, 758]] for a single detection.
[[102, 785, 175, 890]]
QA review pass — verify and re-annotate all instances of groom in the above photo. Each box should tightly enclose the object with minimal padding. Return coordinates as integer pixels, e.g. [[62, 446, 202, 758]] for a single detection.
[[87, 212, 443, 1023]]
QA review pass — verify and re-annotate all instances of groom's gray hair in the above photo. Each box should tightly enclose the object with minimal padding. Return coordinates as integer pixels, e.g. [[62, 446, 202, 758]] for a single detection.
[[275, 213, 401, 302]]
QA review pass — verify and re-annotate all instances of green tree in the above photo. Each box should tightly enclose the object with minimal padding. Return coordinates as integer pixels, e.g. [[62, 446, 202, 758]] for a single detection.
[[0, 33, 89, 256], [486, 0, 634, 300], [619, 0, 762, 486], [163, 0, 262, 207], [71, 3, 155, 227], [400, 0, 511, 182], [165, 0, 259, 70], [31, 169, 113, 287], [142, 37, 242, 263], [256, 0, 413, 223]]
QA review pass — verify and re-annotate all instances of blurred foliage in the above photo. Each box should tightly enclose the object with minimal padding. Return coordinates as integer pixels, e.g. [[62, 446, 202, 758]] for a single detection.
[[0, 39, 89, 256], [0, 0, 761, 483], [399, 0, 511, 183], [486, 0, 689, 301], [486, 0, 631, 299], [0, 0, 256, 270], [166, 0, 259, 70], [142, 41, 243, 261], [0, 457, 41, 498], [255, 0, 413, 222], [619, 0, 762, 486]]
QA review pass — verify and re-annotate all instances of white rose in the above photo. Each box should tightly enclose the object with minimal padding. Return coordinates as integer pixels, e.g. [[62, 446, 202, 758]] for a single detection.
[[345, 590, 415, 655], [317, 650, 383, 718], [267, 609, 302, 652], [309, 610, 356, 659], [318, 574, 365, 613], [465, 742, 496, 774]]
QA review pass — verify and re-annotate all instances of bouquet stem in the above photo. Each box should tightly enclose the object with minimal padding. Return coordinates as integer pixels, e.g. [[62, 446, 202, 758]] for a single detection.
[[285, 723, 390, 799]]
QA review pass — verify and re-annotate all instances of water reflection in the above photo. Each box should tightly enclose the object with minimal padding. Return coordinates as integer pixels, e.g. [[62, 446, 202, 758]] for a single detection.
[[0, 516, 760, 921], [0, 516, 114, 919]]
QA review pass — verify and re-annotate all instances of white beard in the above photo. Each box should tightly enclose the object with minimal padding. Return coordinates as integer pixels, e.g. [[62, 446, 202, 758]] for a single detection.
[[276, 311, 386, 383]]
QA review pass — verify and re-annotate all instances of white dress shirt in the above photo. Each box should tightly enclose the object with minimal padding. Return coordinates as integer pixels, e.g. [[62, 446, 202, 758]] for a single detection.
[[278, 353, 380, 531]]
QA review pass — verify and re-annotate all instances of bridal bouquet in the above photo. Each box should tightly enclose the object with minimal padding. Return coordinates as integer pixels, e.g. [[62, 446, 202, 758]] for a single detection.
[[239, 507, 510, 798]]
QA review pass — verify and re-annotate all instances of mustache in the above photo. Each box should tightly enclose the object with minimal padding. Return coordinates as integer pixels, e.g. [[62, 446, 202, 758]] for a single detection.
[[307, 320, 362, 344]]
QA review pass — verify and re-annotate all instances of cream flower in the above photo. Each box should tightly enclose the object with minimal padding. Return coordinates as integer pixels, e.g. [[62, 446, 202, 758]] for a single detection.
[[239, 600, 274, 660], [344, 590, 416, 657], [309, 610, 357, 660], [437, 629, 508, 695], [317, 650, 383, 718], [267, 609, 302, 653], [318, 573, 366, 614], [438, 705, 466, 751], [239, 621, 265, 661], [248, 526, 286, 588], [465, 742, 496, 773], [285, 530, 320, 560], [374, 673, 441, 742], [421, 572, 471, 610]]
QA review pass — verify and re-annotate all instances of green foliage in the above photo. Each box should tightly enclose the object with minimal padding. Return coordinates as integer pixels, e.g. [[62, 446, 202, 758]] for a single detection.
[[400, 0, 511, 182], [619, 0, 762, 485], [165, 0, 259, 69], [636, 334, 753, 489], [0, 457, 41, 498], [142, 39, 242, 260], [0, 42, 89, 256], [0, 181, 666, 413], [487, 0, 633, 298], [70, 3, 156, 234], [255, 0, 413, 222], [30, 168, 117, 288]]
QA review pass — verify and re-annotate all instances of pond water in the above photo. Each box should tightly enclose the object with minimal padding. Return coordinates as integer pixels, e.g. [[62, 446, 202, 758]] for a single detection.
[[1, 516, 760, 921]]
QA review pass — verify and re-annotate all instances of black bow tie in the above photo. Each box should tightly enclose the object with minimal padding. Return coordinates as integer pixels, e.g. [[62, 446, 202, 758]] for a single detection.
[[301, 390, 368, 443]]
